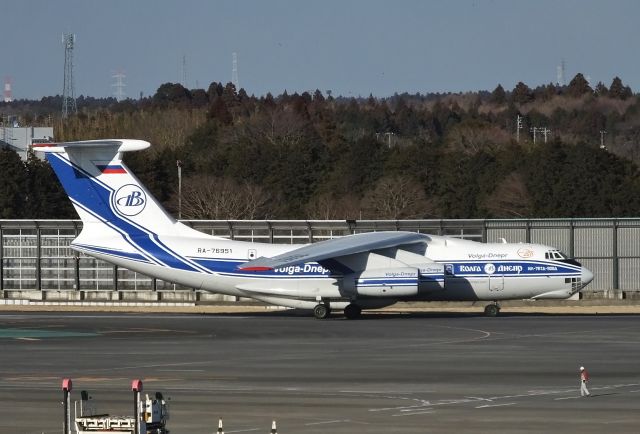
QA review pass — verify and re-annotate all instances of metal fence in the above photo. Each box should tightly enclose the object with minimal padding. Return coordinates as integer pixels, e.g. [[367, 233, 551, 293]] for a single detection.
[[1, 219, 638, 293]]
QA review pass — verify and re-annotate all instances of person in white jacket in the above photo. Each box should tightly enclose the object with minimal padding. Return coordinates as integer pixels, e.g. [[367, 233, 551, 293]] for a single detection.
[[579, 366, 591, 397]]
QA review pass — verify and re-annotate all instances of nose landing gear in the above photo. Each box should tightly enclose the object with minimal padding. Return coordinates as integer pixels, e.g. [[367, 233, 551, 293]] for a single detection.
[[484, 302, 501, 317]]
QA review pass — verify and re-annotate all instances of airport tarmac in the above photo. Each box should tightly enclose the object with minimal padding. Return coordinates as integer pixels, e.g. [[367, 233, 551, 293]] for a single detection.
[[0, 310, 639, 433]]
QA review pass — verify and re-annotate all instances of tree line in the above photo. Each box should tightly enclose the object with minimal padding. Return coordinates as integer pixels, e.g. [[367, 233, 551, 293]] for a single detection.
[[1, 73, 640, 220]]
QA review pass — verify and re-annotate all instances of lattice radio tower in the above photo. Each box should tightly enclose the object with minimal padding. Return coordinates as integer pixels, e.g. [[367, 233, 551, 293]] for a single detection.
[[232, 52, 239, 89], [112, 70, 126, 101], [556, 59, 566, 87], [3, 76, 13, 103], [62, 33, 77, 117], [182, 54, 188, 88]]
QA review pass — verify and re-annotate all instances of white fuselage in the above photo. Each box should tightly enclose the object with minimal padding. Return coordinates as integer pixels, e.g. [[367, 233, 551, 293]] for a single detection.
[[74, 230, 592, 310]]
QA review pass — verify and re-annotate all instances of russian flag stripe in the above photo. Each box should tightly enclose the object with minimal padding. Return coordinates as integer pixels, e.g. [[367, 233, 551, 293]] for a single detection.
[[97, 165, 126, 174]]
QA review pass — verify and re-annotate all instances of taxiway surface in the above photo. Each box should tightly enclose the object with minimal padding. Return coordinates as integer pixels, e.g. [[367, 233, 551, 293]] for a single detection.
[[0, 311, 638, 433]]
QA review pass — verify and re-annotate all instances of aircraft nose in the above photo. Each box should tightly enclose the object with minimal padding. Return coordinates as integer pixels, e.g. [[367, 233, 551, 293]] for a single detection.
[[581, 267, 594, 286]]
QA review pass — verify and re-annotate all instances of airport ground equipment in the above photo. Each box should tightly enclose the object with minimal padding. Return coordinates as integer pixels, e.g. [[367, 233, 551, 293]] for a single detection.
[[63, 378, 72, 434], [62, 378, 169, 434]]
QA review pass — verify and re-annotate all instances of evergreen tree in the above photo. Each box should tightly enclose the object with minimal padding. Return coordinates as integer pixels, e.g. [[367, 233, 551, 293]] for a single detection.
[[24, 152, 75, 218], [0, 148, 28, 218], [511, 82, 534, 104], [153, 83, 192, 108], [594, 81, 608, 97], [566, 73, 592, 97], [609, 76, 632, 100], [490, 84, 506, 104]]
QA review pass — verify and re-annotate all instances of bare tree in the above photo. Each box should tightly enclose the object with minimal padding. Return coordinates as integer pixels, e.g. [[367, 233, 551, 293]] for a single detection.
[[227, 106, 310, 149], [305, 192, 362, 220], [483, 172, 533, 217], [178, 175, 271, 219], [361, 175, 434, 219], [445, 120, 510, 155]]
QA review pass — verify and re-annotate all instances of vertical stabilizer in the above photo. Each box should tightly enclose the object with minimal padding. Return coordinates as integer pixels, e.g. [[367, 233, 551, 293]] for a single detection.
[[34, 140, 177, 234]]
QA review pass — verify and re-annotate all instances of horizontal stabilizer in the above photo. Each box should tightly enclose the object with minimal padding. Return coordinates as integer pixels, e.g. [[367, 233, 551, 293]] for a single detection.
[[32, 139, 150, 154]]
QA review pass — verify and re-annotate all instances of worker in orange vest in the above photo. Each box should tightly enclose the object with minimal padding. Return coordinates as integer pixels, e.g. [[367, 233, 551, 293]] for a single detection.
[[579, 366, 591, 397]]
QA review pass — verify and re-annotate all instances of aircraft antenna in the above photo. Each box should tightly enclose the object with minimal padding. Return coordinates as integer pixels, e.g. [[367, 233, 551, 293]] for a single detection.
[[62, 33, 78, 118], [232, 52, 239, 89]]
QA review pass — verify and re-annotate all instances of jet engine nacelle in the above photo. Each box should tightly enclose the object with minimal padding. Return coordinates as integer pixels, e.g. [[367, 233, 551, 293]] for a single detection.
[[344, 267, 419, 297]]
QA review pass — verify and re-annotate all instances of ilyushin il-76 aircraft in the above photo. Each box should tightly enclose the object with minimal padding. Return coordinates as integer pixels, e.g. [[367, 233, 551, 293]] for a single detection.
[[35, 139, 594, 319]]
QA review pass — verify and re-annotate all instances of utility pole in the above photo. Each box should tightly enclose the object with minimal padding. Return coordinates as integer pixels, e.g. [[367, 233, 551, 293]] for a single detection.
[[540, 127, 552, 143], [530, 127, 538, 144], [384, 132, 395, 148], [600, 130, 607, 149], [516, 115, 523, 142]]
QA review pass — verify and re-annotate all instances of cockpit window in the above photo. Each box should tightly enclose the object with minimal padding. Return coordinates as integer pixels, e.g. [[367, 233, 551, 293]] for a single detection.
[[546, 250, 566, 260], [546, 249, 581, 266]]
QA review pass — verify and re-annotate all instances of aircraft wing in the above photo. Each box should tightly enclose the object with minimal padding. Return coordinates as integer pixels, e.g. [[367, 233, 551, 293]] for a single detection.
[[239, 231, 430, 272]]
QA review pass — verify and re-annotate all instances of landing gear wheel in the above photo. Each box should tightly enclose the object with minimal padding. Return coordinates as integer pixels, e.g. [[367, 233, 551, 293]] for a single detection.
[[313, 303, 331, 319], [484, 303, 500, 317], [344, 303, 362, 320]]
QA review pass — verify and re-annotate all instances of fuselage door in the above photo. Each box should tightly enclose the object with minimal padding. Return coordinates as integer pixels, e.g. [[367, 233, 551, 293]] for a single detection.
[[489, 275, 504, 292]]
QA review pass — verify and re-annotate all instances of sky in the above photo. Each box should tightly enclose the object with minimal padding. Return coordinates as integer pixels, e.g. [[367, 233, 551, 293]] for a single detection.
[[2, 0, 639, 100]]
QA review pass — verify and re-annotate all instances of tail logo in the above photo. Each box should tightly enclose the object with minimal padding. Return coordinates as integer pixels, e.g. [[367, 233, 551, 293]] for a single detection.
[[112, 184, 147, 216]]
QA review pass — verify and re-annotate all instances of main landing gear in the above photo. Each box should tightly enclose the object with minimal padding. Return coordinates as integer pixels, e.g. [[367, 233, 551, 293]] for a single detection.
[[312, 302, 362, 319], [343, 303, 362, 320], [484, 302, 501, 317], [313, 303, 331, 319]]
